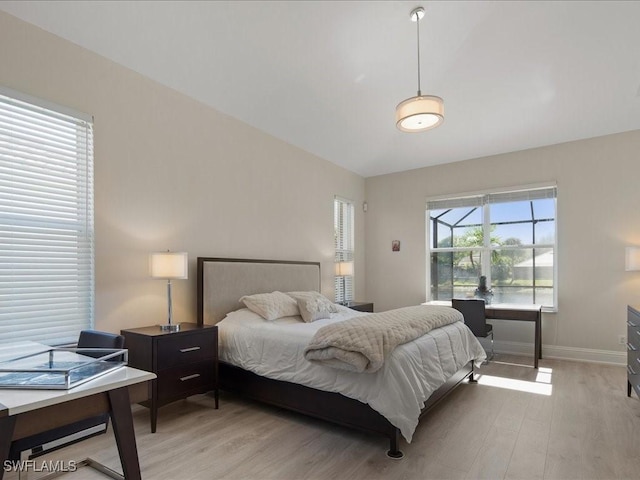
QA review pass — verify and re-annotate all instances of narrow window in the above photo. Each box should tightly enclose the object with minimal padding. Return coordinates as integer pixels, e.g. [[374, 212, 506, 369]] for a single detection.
[[0, 88, 94, 345], [334, 197, 354, 304]]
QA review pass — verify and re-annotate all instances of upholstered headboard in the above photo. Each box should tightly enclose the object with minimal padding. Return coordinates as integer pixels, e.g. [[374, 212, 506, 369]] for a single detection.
[[197, 257, 321, 325]]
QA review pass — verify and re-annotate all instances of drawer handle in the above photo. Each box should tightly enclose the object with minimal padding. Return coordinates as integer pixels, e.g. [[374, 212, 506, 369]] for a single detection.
[[180, 346, 201, 353], [629, 320, 638, 327], [180, 374, 201, 382], [629, 365, 638, 375], [629, 343, 637, 351]]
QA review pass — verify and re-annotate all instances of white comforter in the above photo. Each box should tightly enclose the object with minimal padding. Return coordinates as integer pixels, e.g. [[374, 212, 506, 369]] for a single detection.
[[218, 305, 486, 442]]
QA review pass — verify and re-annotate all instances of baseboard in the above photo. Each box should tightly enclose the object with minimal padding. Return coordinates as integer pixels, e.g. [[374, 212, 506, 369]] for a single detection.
[[490, 339, 626, 366]]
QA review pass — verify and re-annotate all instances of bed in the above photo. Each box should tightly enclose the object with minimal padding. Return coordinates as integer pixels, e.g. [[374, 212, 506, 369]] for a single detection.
[[196, 257, 485, 458]]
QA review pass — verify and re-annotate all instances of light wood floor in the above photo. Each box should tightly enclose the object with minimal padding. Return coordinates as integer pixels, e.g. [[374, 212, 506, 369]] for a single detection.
[[6, 355, 640, 480]]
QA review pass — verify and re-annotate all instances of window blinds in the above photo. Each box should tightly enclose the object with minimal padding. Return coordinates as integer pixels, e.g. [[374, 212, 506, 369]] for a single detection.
[[427, 195, 484, 211], [487, 186, 556, 204], [334, 197, 354, 303], [0, 88, 94, 346], [427, 186, 556, 211]]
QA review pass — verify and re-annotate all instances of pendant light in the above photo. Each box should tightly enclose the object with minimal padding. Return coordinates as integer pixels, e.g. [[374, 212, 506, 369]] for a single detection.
[[395, 7, 444, 133]]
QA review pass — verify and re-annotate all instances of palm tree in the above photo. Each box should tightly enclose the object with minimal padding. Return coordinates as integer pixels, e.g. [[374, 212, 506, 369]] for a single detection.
[[454, 226, 502, 268]]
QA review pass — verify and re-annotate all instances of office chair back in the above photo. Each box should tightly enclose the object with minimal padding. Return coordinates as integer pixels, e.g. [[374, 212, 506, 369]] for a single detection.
[[451, 298, 489, 337], [78, 330, 125, 359]]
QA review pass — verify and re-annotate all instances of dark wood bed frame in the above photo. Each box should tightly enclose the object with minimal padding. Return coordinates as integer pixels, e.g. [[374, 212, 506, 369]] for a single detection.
[[196, 257, 477, 458]]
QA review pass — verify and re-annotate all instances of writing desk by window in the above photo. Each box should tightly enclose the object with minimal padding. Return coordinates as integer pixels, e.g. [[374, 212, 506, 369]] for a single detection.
[[425, 301, 542, 368]]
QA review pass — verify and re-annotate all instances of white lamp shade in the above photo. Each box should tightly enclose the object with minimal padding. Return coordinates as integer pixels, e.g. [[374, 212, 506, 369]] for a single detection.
[[150, 252, 188, 279], [396, 95, 444, 132], [626, 247, 640, 271], [335, 261, 354, 276]]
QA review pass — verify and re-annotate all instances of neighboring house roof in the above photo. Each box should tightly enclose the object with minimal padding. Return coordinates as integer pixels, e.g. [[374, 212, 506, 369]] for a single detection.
[[514, 251, 554, 268]]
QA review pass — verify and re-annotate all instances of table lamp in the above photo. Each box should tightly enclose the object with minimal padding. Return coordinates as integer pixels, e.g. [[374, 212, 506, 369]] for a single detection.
[[626, 247, 640, 271], [150, 251, 188, 332], [335, 261, 354, 305]]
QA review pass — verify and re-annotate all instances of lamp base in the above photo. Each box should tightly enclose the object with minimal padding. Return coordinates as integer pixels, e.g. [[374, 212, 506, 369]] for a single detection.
[[159, 323, 180, 332]]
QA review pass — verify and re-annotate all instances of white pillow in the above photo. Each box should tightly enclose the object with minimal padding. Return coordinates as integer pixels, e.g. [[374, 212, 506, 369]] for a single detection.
[[287, 291, 338, 323], [224, 307, 265, 322], [239, 291, 299, 321]]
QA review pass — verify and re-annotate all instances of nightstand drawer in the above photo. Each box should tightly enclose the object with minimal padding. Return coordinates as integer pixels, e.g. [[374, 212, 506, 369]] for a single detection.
[[157, 362, 215, 401], [157, 330, 217, 370]]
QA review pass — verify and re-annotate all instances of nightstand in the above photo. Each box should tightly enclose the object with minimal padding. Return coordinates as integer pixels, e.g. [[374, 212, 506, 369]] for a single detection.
[[345, 301, 374, 313], [121, 323, 218, 432]]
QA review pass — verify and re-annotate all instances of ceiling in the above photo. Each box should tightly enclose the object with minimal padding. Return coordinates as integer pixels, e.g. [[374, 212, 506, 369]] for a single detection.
[[1, 1, 640, 178]]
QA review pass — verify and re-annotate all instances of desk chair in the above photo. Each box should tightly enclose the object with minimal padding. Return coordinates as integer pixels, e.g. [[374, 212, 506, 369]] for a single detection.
[[452, 298, 494, 361], [9, 330, 125, 478]]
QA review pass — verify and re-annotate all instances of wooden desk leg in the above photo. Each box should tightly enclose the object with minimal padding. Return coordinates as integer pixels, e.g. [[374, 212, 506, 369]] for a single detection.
[[538, 312, 543, 360], [108, 387, 142, 480], [0, 416, 17, 480]]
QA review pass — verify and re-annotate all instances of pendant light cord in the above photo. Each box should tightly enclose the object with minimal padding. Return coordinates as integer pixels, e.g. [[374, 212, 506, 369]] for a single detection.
[[416, 12, 422, 96]]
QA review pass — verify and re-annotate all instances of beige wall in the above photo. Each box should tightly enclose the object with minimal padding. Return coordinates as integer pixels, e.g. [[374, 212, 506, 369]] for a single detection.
[[0, 12, 365, 334], [365, 130, 640, 363], [3, 10, 639, 364]]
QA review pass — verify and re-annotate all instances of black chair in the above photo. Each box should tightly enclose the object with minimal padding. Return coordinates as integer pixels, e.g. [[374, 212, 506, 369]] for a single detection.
[[451, 298, 494, 361], [9, 330, 125, 466]]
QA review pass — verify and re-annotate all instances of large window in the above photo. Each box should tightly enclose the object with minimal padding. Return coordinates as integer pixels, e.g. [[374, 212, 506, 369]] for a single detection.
[[334, 196, 354, 304], [427, 185, 556, 309], [0, 87, 94, 346]]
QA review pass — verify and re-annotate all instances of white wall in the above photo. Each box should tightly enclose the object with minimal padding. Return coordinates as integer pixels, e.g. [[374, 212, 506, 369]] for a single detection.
[[365, 130, 640, 364], [0, 12, 365, 335]]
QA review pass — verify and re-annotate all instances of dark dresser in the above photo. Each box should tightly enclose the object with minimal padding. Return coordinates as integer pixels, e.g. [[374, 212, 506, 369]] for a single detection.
[[121, 323, 218, 432], [628, 305, 640, 398]]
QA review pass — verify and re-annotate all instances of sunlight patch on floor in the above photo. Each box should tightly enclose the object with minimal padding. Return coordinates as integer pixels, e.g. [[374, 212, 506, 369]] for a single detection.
[[535, 367, 553, 384], [476, 367, 553, 395]]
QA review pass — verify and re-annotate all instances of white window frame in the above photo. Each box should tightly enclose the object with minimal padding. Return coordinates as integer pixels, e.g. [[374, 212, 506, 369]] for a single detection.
[[426, 184, 557, 311], [0, 86, 94, 346], [334, 196, 354, 304]]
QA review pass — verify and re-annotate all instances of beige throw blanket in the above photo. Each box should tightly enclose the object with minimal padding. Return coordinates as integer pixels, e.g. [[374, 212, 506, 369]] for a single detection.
[[304, 305, 463, 373]]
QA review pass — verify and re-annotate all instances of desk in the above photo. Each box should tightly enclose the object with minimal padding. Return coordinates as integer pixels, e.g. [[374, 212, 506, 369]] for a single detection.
[[426, 301, 542, 368], [0, 363, 155, 480]]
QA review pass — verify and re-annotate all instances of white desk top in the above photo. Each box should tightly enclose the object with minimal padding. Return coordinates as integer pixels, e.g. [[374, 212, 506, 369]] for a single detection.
[[0, 342, 155, 416]]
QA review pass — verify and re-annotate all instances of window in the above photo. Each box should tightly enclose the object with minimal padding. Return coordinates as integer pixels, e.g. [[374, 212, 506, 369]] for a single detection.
[[427, 185, 556, 309], [0, 87, 94, 346], [334, 196, 354, 304]]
